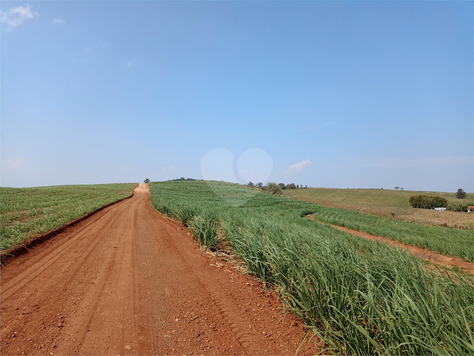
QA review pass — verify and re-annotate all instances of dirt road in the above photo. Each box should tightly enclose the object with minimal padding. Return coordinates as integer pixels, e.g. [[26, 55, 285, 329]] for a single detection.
[[1, 184, 316, 356]]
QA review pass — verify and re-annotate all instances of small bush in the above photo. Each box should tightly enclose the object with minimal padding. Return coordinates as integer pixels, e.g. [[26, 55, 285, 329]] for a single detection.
[[447, 203, 469, 212], [409, 195, 448, 209], [264, 182, 282, 195]]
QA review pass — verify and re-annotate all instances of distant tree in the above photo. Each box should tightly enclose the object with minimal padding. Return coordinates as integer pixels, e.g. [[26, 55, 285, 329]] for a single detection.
[[400, 187, 404, 191], [394, 186, 400, 190], [247, 181, 255, 188], [256, 182, 263, 189], [456, 188, 467, 199], [286, 183, 296, 189], [278, 183, 286, 190], [144, 178, 150, 183], [305, 185, 308, 189], [265, 182, 282, 195]]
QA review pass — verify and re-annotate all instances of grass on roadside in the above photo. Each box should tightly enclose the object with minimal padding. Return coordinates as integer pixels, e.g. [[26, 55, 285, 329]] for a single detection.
[[0, 183, 136, 250], [149, 180, 473, 356]]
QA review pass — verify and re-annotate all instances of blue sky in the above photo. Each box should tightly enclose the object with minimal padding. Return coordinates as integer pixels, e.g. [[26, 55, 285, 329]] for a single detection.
[[1, 1, 472, 192]]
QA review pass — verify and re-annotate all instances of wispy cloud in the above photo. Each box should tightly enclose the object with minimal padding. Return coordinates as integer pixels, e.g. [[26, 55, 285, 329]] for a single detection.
[[161, 165, 177, 173], [160, 165, 177, 179], [73, 41, 108, 63], [125, 60, 143, 68], [2, 158, 31, 171], [0, 4, 37, 30], [366, 156, 473, 168], [286, 159, 312, 175], [53, 18, 65, 24]]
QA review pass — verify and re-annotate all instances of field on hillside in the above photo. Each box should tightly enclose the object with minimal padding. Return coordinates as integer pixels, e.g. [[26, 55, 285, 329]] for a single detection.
[[0, 183, 136, 251], [150, 181, 473, 355], [284, 188, 474, 229]]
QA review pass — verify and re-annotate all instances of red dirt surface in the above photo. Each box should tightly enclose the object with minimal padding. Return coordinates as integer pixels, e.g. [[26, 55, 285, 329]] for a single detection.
[[307, 215, 474, 274], [1, 184, 318, 356]]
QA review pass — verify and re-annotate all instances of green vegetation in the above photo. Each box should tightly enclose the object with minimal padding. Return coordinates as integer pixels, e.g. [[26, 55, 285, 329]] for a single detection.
[[285, 187, 474, 210], [447, 202, 470, 212], [409, 194, 448, 209], [456, 188, 467, 199], [284, 188, 474, 229], [262, 182, 282, 195], [150, 181, 473, 355], [308, 205, 473, 262], [0, 183, 136, 250]]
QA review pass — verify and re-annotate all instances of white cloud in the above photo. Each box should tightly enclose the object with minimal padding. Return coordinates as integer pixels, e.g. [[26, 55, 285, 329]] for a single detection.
[[366, 156, 473, 168], [0, 5, 37, 30], [74, 42, 106, 63], [286, 159, 312, 175], [161, 165, 177, 173], [53, 18, 65, 24], [160, 165, 178, 179], [2, 158, 30, 171]]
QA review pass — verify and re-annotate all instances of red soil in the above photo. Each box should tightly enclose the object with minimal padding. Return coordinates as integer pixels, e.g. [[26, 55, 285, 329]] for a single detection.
[[306, 215, 473, 274], [1, 184, 318, 355]]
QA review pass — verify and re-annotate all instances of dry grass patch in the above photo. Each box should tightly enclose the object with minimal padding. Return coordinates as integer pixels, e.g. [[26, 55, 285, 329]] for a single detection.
[[285, 188, 474, 229]]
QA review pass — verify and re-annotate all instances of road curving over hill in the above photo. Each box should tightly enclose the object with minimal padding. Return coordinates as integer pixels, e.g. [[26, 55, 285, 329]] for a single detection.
[[1, 184, 316, 356]]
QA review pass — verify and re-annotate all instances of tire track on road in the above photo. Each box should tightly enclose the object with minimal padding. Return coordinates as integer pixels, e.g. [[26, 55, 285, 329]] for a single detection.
[[1, 184, 318, 356]]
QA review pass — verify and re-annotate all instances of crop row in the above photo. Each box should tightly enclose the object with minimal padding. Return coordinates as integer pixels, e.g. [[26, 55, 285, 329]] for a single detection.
[[150, 181, 473, 355], [308, 206, 473, 262], [0, 183, 136, 250]]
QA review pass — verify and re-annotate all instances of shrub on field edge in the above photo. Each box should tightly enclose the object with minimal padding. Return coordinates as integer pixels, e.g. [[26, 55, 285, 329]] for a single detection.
[[446, 203, 469, 212], [409, 195, 448, 209], [264, 182, 282, 195]]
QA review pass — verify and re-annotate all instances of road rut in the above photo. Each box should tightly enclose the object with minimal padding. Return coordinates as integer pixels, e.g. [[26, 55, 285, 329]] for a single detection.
[[1, 184, 316, 355]]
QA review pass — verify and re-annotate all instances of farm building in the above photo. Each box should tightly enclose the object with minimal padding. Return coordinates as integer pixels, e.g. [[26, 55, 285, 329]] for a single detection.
[[468, 206, 474, 213]]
